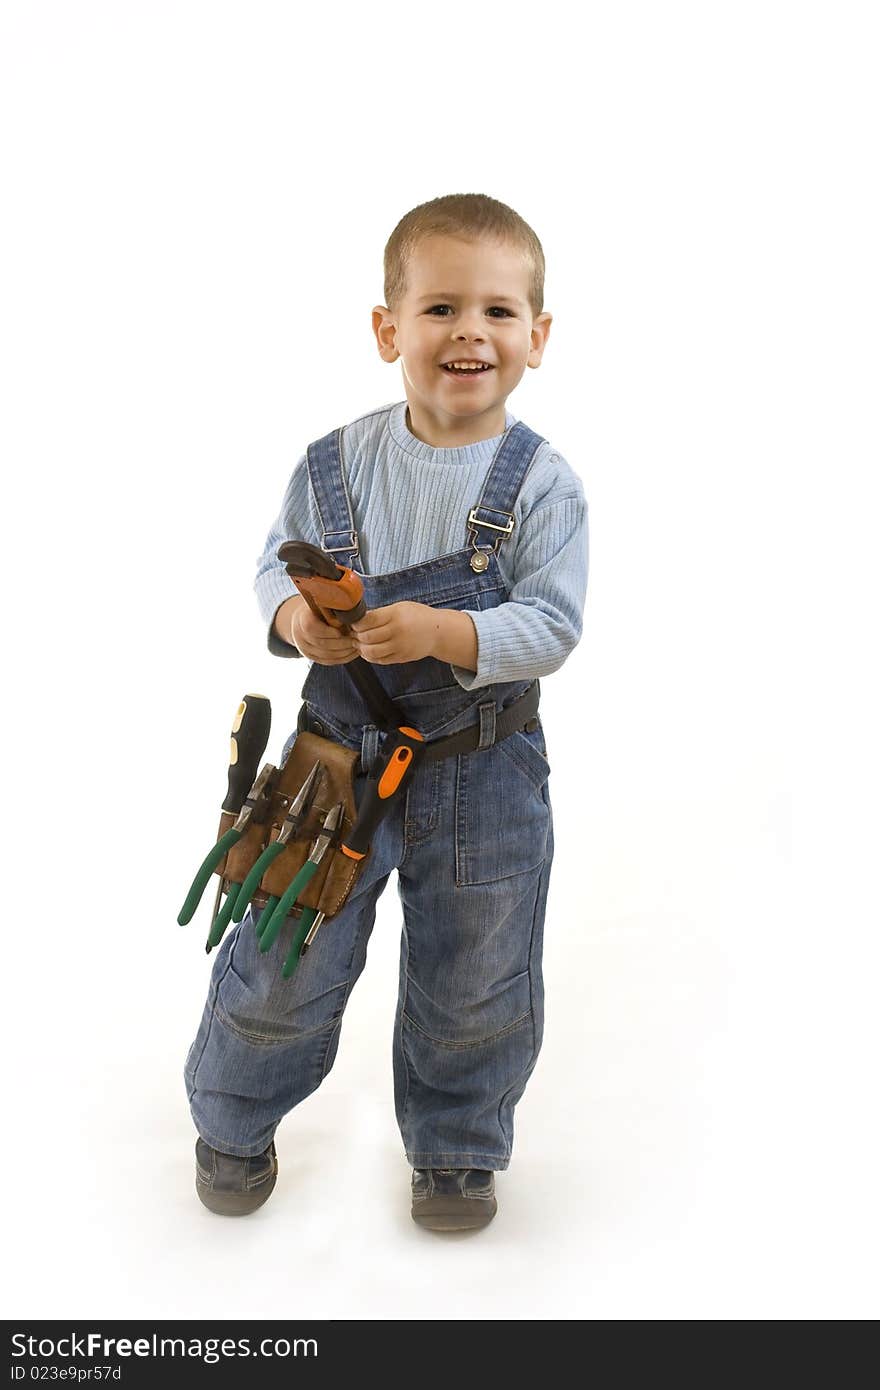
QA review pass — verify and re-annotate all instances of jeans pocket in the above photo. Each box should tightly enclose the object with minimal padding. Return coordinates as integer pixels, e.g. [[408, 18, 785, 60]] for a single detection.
[[454, 729, 551, 887], [497, 721, 551, 789]]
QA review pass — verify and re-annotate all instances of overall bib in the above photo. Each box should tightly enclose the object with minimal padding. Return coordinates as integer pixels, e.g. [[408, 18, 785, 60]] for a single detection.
[[184, 417, 555, 1171]]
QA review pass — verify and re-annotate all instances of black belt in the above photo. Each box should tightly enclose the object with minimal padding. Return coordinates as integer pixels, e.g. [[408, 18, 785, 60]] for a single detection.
[[414, 681, 541, 762], [342, 656, 541, 754], [300, 681, 541, 762]]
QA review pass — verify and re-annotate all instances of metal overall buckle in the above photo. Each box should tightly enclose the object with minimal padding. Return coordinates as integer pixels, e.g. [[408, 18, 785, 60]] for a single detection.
[[467, 507, 515, 571]]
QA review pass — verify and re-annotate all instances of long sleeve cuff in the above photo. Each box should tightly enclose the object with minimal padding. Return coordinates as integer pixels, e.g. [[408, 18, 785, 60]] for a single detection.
[[265, 593, 304, 659], [256, 546, 306, 656]]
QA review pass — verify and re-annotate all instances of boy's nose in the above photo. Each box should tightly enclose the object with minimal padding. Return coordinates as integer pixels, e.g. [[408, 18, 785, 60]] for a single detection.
[[453, 323, 485, 342], [452, 309, 487, 341]]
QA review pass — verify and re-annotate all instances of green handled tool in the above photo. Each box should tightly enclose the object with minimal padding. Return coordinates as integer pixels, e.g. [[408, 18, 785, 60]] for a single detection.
[[255, 899, 280, 939], [280, 908, 323, 979], [199, 760, 278, 949], [203, 875, 243, 949], [231, 761, 324, 923], [177, 694, 272, 927], [258, 802, 344, 955], [277, 900, 328, 979], [276, 908, 326, 979]]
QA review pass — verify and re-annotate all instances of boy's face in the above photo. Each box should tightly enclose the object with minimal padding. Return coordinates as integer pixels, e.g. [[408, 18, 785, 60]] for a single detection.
[[372, 234, 552, 445]]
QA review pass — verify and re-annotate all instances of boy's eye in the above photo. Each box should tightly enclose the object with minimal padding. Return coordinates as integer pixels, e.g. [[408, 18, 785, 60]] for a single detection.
[[426, 305, 511, 317]]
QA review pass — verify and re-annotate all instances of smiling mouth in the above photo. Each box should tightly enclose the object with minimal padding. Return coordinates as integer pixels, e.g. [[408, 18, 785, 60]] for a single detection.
[[440, 363, 495, 377]]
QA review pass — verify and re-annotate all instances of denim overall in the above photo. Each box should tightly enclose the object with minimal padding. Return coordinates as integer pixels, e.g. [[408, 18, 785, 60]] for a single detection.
[[184, 417, 555, 1171]]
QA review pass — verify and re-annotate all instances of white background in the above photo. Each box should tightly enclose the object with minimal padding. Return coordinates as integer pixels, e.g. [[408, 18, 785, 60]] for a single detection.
[[2, 1, 876, 1322]]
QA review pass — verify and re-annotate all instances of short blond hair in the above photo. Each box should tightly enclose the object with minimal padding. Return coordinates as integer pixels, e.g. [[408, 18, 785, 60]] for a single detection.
[[383, 193, 545, 319]]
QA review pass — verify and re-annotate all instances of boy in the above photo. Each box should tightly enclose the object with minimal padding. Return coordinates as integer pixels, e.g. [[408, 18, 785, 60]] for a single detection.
[[184, 193, 589, 1232]]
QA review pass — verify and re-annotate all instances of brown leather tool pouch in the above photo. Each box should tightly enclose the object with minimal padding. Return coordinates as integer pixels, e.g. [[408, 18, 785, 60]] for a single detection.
[[213, 731, 368, 922]]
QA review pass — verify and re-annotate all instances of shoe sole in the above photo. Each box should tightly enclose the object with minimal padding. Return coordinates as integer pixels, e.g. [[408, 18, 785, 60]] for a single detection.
[[412, 1196, 497, 1232], [196, 1170, 277, 1217]]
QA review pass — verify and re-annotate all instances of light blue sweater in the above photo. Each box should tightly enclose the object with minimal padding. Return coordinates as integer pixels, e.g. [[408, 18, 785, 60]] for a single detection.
[[255, 399, 589, 692]]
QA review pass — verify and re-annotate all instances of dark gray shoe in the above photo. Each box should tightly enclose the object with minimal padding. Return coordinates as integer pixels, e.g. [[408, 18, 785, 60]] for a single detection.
[[195, 1137, 277, 1216], [411, 1168, 497, 1231]]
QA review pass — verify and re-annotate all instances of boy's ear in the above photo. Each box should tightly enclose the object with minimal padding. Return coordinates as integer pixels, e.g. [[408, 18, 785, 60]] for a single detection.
[[372, 305, 399, 362], [528, 311, 552, 367]]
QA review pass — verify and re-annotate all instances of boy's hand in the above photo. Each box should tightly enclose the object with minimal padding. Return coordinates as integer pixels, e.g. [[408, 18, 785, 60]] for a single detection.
[[277, 596, 476, 671], [350, 602, 451, 665], [288, 597, 359, 665]]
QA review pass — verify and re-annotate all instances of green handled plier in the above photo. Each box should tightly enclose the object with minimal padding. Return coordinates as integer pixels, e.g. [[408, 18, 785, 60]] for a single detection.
[[230, 761, 324, 925], [178, 693, 272, 931], [203, 760, 281, 951], [249, 764, 328, 948], [278, 908, 325, 979], [178, 761, 276, 932], [258, 802, 344, 965]]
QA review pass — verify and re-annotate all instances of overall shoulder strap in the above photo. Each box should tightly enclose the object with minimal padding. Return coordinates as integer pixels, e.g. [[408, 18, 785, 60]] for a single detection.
[[305, 427, 361, 571], [466, 421, 547, 554]]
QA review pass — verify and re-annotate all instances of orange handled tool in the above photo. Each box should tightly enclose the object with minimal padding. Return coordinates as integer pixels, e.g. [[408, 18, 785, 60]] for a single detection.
[[277, 541, 366, 628], [277, 541, 427, 860]]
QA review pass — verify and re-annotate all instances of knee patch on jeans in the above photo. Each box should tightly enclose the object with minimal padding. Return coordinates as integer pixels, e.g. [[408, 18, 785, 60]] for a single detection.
[[402, 964, 533, 1048], [216, 966, 349, 1046]]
